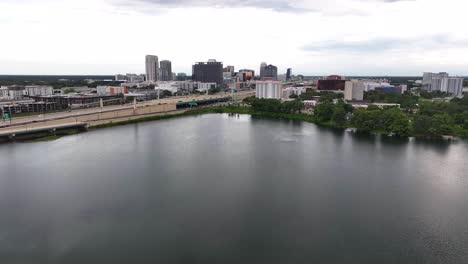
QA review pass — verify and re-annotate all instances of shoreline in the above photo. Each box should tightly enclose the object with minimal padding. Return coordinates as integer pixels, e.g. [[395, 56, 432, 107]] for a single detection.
[[7, 106, 466, 143]]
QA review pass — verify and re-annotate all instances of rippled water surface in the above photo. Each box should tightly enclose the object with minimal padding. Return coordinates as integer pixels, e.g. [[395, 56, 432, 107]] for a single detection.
[[1, 114, 467, 264]]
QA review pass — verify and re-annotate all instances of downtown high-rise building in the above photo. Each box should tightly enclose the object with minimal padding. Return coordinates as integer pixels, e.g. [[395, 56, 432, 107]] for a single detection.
[[260, 62, 267, 79], [145, 55, 159, 83], [261, 64, 278, 80], [159, 60, 172, 81], [192, 59, 223, 84], [286, 68, 292, 80]]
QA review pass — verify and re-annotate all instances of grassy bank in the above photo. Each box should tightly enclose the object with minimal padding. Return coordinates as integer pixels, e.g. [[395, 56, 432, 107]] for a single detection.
[[21, 128, 81, 143]]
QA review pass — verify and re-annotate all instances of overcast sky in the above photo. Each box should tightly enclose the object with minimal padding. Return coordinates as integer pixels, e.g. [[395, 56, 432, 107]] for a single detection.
[[0, 0, 467, 76]]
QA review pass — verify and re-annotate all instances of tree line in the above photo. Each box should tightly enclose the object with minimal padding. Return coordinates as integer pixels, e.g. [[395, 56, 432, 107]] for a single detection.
[[242, 91, 468, 138]]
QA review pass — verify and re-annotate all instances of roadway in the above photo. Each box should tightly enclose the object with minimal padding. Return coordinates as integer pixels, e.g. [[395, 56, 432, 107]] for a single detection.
[[0, 91, 254, 129]]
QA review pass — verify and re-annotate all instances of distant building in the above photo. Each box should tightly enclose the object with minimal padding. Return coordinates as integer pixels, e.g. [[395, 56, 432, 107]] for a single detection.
[[256, 81, 282, 99], [223, 66, 235, 79], [197, 82, 217, 93], [178, 81, 196, 92], [261, 64, 278, 80], [422, 72, 463, 96], [97, 86, 128, 95], [283, 87, 305, 99], [172, 72, 177, 81], [0, 86, 10, 99], [260, 62, 267, 78], [25, 86, 54, 96], [345, 81, 365, 101], [374, 86, 407, 94], [447, 78, 464, 96], [317, 75, 346, 91], [145, 55, 159, 82], [286, 68, 292, 81], [157, 82, 179, 94], [192, 59, 223, 85], [0, 86, 26, 100], [59, 86, 95, 94], [130, 74, 145, 83], [115, 74, 127, 81], [115, 74, 145, 83], [159, 60, 172, 81], [177, 73, 188, 81], [237, 69, 255, 82]]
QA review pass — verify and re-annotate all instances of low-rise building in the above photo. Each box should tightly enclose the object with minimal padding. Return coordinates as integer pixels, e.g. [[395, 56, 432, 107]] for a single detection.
[[197, 82, 217, 93], [97, 86, 128, 95], [157, 82, 179, 94], [317, 75, 346, 91], [283, 87, 306, 98], [0, 86, 9, 99], [178, 81, 197, 92], [25, 86, 54, 96]]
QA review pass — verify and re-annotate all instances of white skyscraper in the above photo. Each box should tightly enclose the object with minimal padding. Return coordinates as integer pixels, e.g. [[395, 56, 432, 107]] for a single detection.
[[145, 55, 159, 83]]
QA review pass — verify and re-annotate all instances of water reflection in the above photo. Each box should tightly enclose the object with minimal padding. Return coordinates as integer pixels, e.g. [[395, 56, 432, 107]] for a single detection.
[[0, 114, 467, 264]]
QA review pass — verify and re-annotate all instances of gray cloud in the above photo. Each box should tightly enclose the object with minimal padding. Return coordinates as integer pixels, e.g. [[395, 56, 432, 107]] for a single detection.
[[109, 0, 419, 16], [114, 0, 315, 13], [302, 34, 468, 53]]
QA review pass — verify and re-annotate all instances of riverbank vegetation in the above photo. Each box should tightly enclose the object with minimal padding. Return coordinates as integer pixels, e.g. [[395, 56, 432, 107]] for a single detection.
[[18, 90, 468, 143], [234, 94, 468, 139]]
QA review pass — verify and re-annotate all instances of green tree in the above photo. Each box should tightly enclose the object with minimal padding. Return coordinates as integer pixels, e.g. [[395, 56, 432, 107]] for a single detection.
[[331, 107, 347, 127], [283, 100, 304, 114], [430, 114, 454, 136], [63, 88, 76, 94], [161, 90, 173, 97], [352, 109, 378, 133], [314, 102, 335, 123], [413, 115, 433, 136], [389, 113, 411, 136]]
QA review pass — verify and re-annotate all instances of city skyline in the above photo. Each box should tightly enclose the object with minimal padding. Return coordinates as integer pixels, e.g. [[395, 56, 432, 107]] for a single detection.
[[1, 0, 468, 76]]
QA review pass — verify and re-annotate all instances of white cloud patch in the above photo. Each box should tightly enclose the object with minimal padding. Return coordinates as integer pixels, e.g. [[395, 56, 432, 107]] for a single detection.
[[0, 0, 467, 76]]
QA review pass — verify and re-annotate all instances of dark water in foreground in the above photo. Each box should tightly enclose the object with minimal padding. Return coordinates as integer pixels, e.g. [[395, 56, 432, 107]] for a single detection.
[[1, 114, 468, 264]]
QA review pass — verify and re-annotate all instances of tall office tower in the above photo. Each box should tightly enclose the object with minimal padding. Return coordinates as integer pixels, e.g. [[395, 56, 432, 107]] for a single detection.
[[192, 59, 223, 85], [263, 64, 278, 80], [260, 62, 267, 79], [286, 68, 292, 80], [159, 60, 172, 81], [145, 55, 159, 83]]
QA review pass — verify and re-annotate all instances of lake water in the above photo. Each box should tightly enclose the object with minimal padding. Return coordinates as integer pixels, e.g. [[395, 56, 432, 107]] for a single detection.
[[1, 114, 467, 264]]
